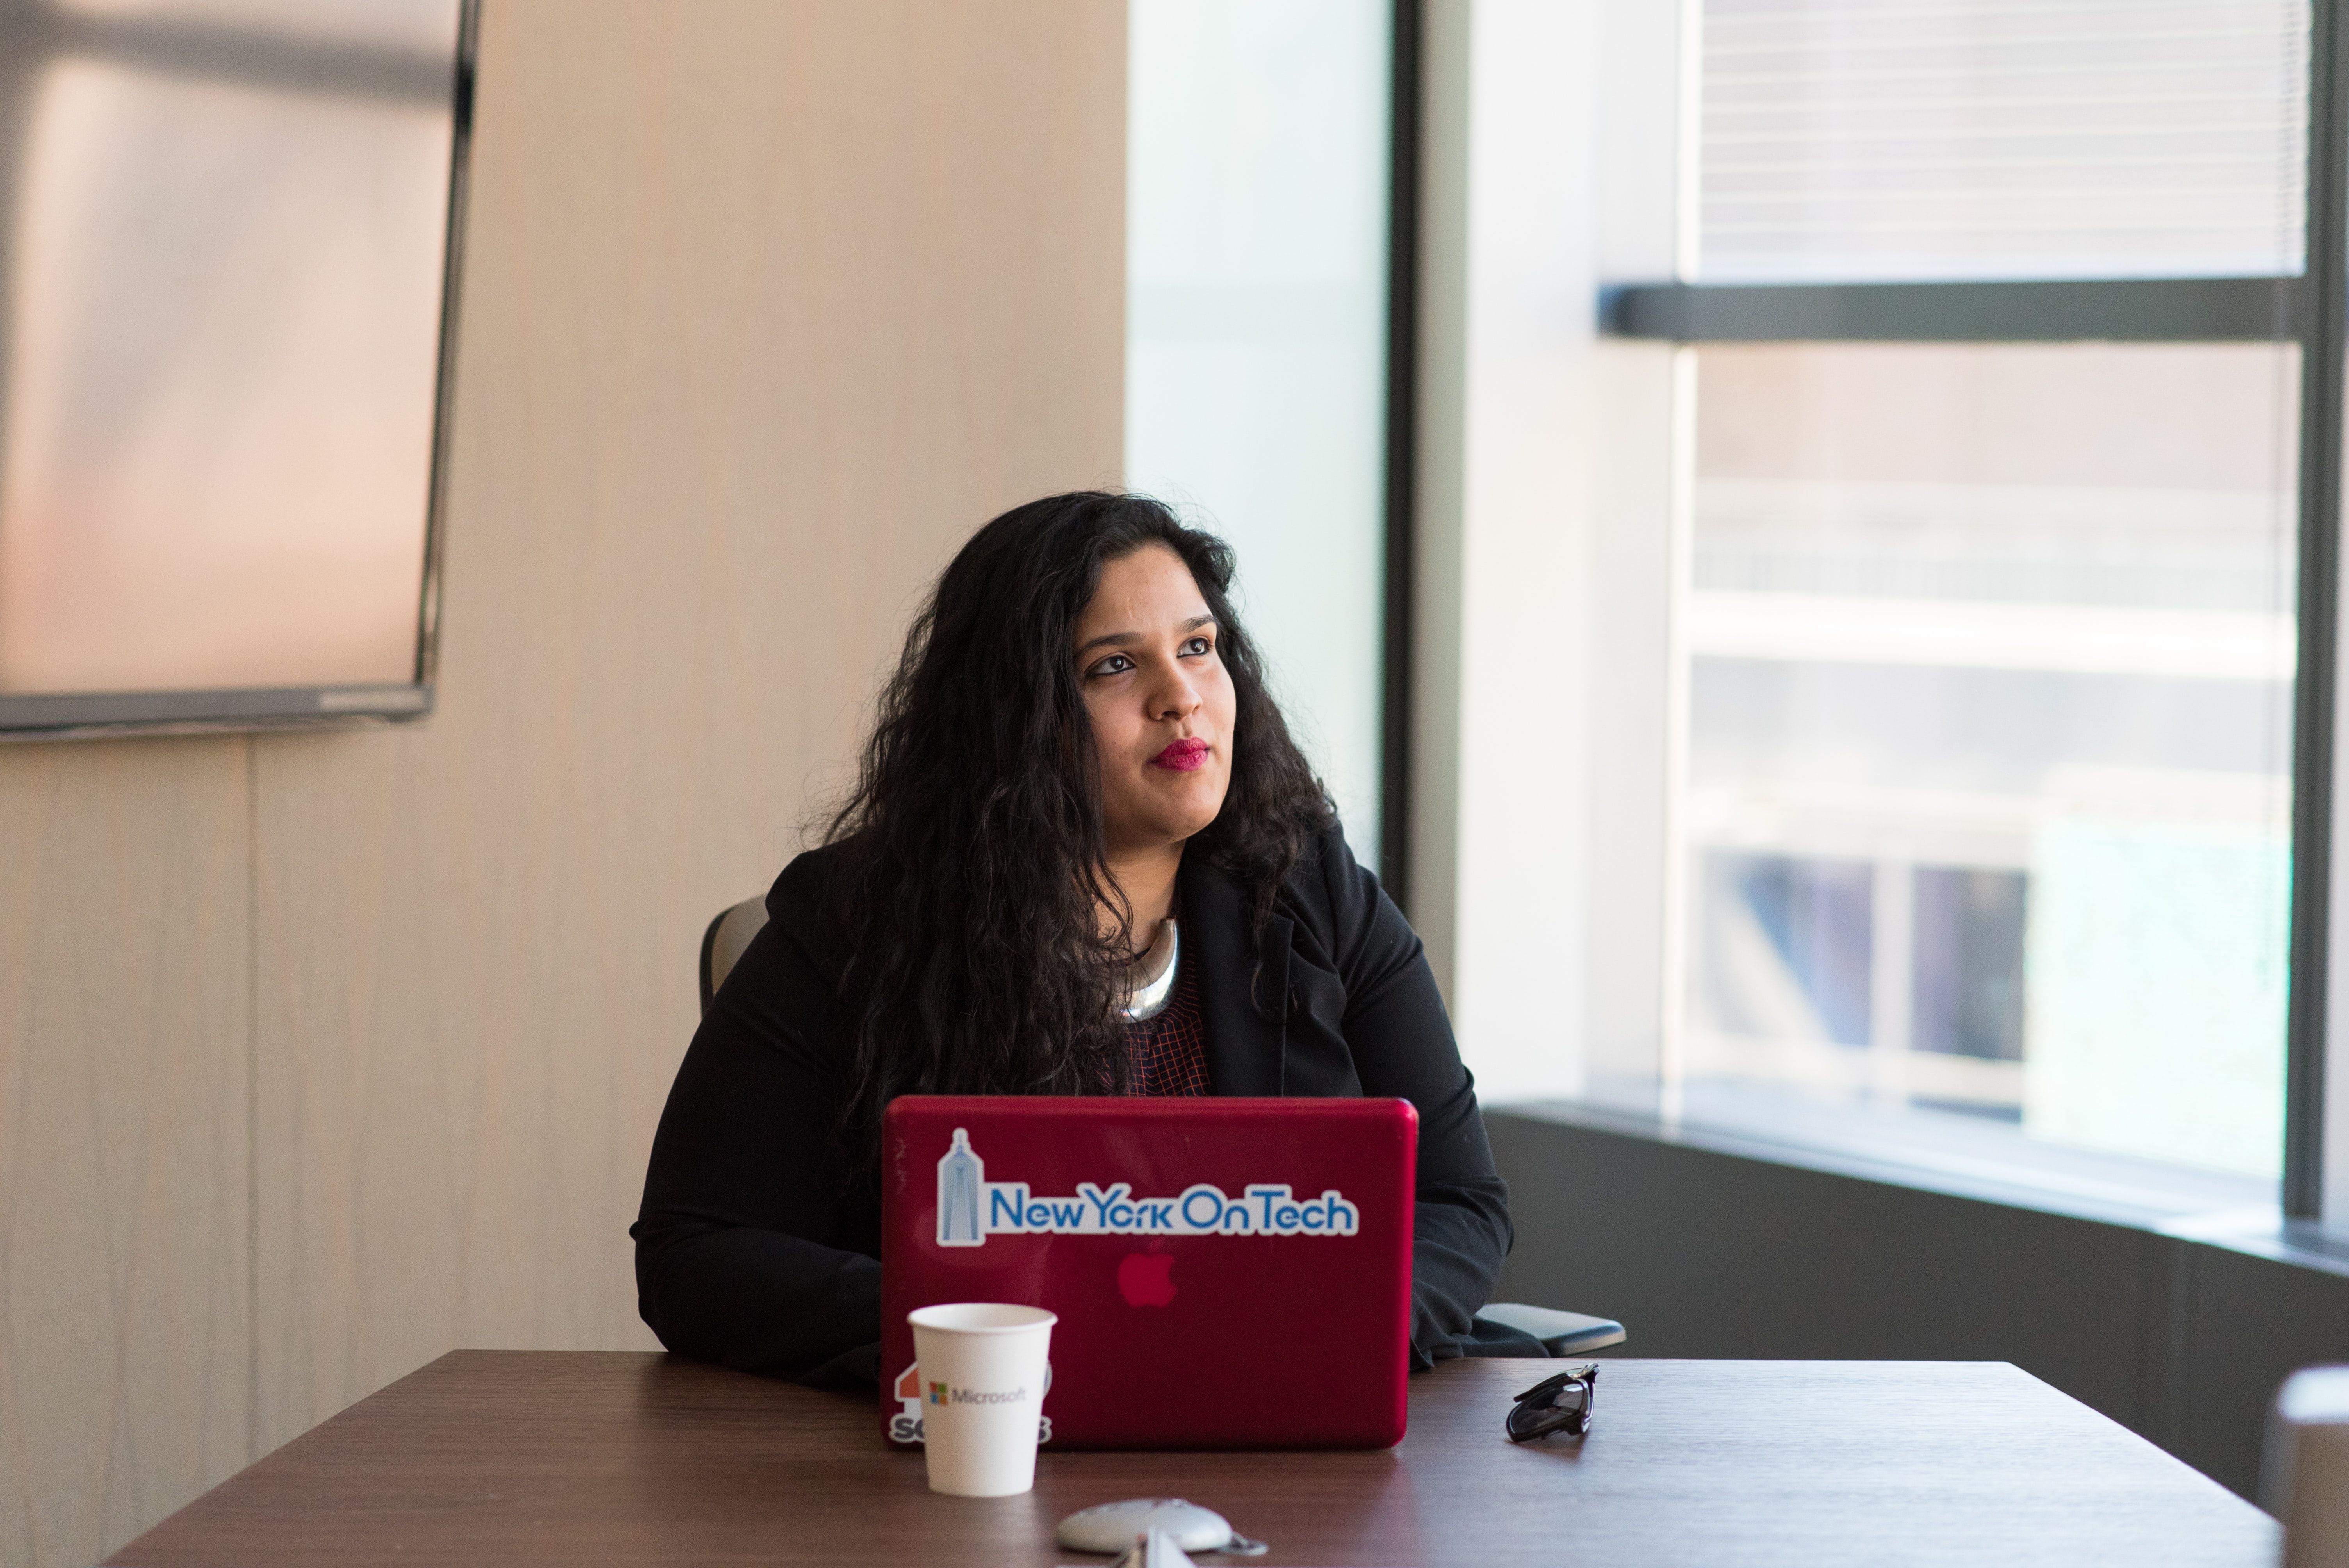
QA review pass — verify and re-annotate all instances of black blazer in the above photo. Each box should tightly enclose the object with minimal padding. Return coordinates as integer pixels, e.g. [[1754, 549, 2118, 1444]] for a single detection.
[[631, 823, 1518, 1386]]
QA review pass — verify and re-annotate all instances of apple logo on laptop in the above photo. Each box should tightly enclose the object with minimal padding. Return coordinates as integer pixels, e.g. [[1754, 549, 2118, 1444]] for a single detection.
[[1117, 1253, 1177, 1307]]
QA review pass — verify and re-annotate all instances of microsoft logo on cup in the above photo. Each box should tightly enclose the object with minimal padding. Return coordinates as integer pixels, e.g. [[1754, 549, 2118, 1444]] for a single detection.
[[891, 1358, 1053, 1445], [934, 1383, 1028, 1406], [934, 1126, 1360, 1247]]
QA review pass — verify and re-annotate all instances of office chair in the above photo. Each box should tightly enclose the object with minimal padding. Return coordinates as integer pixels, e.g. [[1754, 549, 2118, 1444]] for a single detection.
[[699, 896, 1627, 1357]]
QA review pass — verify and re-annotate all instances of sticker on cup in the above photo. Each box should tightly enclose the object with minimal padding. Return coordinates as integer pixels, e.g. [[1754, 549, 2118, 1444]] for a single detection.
[[907, 1303, 1058, 1497], [890, 1358, 1052, 1446]]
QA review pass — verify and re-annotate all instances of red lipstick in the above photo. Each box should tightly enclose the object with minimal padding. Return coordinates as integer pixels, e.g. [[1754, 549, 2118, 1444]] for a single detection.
[[1152, 738, 1211, 772]]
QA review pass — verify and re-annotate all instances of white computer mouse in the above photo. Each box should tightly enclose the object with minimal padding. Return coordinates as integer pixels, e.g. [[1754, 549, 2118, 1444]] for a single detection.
[[1056, 1498, 1265, 1556]]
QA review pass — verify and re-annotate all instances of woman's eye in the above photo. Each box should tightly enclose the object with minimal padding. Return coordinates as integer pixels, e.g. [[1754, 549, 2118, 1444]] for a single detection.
[[1087, 653, 1135, 678], [1180, 636, 1214, 657]]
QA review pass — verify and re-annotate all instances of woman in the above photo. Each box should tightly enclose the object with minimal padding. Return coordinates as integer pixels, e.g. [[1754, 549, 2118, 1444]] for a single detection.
[[632, 492, 1526, 1386]]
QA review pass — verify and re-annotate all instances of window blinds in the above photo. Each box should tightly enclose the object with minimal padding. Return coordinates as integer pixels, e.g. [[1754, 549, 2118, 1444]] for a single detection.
[[1697, 0, 2311, 282]]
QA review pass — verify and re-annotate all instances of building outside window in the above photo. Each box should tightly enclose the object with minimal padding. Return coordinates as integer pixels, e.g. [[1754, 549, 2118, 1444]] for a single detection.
[[1649, 0, 2312, 1187]]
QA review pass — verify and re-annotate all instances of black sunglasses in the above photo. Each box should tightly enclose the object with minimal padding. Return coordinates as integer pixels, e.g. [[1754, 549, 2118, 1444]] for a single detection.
[[1506, 1363, 1598, 1442]]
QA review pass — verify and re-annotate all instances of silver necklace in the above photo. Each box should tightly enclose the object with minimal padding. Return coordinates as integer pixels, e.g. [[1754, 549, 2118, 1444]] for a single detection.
[[1121, 919, 1180, 1022]]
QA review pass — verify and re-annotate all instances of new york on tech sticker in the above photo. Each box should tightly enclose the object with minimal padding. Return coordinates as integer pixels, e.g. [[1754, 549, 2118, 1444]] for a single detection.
[[933, 1126, 1360, 1248]]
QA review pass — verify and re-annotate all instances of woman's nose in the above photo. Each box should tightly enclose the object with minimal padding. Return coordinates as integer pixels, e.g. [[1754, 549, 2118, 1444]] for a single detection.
[[1149, 665, 1201, 721]]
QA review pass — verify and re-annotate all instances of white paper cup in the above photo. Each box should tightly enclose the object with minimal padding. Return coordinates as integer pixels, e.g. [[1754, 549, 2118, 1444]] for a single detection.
[[908, 1303, 1057, 1497]]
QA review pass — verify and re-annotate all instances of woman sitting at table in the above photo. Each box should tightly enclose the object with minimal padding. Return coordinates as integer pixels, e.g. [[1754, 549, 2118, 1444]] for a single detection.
[[632, 491, 1527, 1386]]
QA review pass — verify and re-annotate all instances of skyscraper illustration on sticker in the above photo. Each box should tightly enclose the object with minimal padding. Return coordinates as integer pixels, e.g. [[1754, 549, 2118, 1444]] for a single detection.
[[938, 1127, 983, 1246]]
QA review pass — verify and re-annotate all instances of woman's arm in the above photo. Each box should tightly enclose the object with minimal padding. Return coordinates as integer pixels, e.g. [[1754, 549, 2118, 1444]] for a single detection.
[[631, 917, 882, 1386], [1312, 831, 1516, 1368]]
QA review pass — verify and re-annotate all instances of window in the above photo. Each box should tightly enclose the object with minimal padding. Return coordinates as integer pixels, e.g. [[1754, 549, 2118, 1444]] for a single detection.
[[1605, 0, 2330, 1199], [1125, 0, 1399, 875]]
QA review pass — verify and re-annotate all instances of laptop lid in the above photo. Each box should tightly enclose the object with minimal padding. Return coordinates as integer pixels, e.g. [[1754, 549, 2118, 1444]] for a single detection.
[[880, 1095, 1416, 1450]]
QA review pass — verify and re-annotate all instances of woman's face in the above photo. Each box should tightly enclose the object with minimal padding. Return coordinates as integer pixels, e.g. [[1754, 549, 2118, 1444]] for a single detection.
[[1073, 543, 1237, 858]]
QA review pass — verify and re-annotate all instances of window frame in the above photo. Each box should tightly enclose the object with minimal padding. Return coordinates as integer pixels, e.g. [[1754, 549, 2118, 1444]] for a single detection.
[[1599, 0, 2349, 1219], [1382, 0, 1426, 905]]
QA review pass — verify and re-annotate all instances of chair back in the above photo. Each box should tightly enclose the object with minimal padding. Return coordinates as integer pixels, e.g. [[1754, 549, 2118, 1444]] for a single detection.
[[699, 896, 770, 1014], [2269, 1365, 2349, 1568]]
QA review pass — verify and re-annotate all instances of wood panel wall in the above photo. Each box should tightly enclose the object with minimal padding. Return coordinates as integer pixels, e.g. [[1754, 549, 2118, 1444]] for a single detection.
[[0, 5, 1125, 1564]]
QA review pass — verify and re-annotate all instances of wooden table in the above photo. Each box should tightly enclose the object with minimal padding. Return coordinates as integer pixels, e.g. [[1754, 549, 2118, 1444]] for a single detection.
[[108, 1351, 2278, 1567]]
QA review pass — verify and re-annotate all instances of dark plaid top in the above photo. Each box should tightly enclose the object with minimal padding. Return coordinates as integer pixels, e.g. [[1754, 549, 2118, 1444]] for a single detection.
[[1119, 960, 1210, 1096]]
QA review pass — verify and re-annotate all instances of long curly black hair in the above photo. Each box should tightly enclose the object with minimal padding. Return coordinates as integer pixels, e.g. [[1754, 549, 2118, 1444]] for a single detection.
[[824, 491, 1331, 1164]]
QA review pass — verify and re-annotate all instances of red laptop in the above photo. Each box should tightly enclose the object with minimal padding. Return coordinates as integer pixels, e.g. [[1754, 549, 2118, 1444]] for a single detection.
[[880, 1095, 1417, 1450]]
